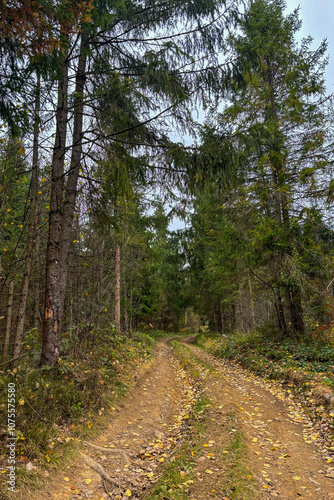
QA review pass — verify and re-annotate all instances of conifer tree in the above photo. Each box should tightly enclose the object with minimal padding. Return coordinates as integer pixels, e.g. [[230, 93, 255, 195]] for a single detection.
[[199, 0, 333, 336]]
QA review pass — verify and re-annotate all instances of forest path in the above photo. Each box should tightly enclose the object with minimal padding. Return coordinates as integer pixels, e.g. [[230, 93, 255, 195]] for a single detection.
[[16, 338, 334, 500], [182, 339, 334, 499], [19, 341, 197, 500]]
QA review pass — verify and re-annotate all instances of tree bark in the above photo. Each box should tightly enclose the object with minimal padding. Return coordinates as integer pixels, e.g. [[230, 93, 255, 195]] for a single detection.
[[33, 226, 41, 333], [40, 55, 69, 367], [114, 244, 121, 332], [40, 31, 87, 366], [248, 272, 255, 331], [287, 285, 305, 336], [13, 73, 40, 363], [2, 281, 14, 361], [58, 32, 87, 325], [274, 289, 288, 336]]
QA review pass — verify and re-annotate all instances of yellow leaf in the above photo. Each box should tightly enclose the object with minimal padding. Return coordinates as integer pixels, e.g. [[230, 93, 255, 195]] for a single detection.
[[87, 421, 92, 428], [84, 479, 92, 484], [64, 477, 69, 482], [18, 399, 25, 405], [252, 437, 258, 443], [159, 457, 164, 462], [203, 444, 209, 447], [124, 490, 132, 497], [205, 469, 213, 474], [293, 476, 301, 481], [247, 475, 252, 480]]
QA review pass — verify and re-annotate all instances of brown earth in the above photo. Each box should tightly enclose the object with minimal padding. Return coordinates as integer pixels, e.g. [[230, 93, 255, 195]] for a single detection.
[[184, 341, 334, 499], [8, 342, 198, 500], [5, 338, 334, 500]]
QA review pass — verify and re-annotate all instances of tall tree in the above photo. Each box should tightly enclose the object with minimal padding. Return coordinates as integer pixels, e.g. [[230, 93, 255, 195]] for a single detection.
[[40, 0, 240, 366], [198, 0, 333, 336]]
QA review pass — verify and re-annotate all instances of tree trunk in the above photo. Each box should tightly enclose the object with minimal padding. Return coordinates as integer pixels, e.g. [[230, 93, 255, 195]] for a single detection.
[[58, 32, 87, 325], [2, 281, 14, 361], [114, 244, 121, 332], [274, 289, 288, 336], [33, 226, 41, 333], [40, 55, 69, 367], [40, 32, 87, 367], [248, 272, 255, 331], [13, 73, 40, 363], [287, 285, 305, 336]]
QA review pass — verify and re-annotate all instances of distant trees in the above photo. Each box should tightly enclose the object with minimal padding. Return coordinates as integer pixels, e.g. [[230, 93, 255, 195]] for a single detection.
[[2, 0, 334, 364]]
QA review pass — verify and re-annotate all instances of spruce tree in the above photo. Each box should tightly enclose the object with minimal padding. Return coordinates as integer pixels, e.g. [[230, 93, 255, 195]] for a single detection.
[[202, 0, 332, 336]]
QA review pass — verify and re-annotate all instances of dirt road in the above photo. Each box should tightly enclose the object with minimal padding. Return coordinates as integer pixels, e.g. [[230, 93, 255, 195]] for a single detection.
[[12, 339, 334, 500]]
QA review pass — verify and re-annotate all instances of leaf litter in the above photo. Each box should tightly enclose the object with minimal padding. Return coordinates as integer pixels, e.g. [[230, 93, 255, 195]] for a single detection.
[[186, 341, 334, 499]]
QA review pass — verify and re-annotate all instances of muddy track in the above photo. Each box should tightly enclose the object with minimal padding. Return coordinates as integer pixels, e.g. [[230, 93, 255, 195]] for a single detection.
[[11, 341, 197, 500], [8, 338, 334, 500], [183, 339, 334, 499]]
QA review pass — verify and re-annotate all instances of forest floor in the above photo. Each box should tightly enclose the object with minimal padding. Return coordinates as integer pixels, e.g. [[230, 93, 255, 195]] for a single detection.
[[4, 336, 334, 500]]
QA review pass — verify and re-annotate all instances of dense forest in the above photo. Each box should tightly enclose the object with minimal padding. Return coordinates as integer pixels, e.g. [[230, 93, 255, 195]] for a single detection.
[[2, 1, 334, 498], [1, 0, 333, 365]]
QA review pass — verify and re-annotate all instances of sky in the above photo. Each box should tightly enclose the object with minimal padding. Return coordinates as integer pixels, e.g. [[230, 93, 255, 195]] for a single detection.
[[286, 0, 334, 94]]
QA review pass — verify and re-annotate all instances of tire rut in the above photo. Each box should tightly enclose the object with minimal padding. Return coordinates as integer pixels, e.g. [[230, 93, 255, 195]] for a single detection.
[[16, 343, 196, 500], [184, 341, 334, 499]]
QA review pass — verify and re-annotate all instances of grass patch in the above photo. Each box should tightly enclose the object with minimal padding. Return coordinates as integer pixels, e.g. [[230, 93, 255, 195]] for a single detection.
[[145, 395, 210, 500], [220, 413, 261, 500], [170, 340, 214, 379]]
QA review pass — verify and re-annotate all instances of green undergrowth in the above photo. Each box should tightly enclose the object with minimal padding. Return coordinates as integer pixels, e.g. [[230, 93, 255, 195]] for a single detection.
[[195, 330, 334, 387], [145, 395, 210, 500], [0, 329, 169, 491]]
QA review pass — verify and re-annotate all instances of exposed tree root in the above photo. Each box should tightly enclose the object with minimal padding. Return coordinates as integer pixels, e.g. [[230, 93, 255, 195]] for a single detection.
[[81, 452, 119, 487], [83, 441, 131, 464]]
